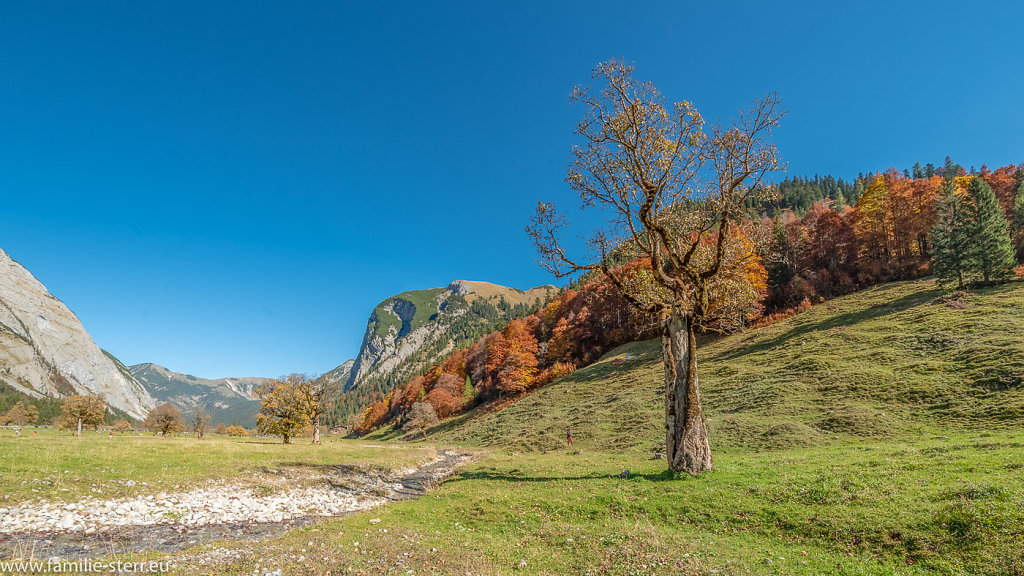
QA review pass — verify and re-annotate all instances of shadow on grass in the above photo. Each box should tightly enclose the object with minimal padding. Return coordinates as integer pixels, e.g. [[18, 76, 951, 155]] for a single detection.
[[449, 469, 689, 484]]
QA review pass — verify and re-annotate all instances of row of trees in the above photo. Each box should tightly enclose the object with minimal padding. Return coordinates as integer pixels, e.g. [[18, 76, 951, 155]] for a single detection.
[[766, 160, 1023, 309], [4, 392, 251, 439]]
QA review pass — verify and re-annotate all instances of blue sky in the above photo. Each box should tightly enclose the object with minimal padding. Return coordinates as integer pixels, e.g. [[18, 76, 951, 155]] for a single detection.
[[1, 1, 1021, 378]]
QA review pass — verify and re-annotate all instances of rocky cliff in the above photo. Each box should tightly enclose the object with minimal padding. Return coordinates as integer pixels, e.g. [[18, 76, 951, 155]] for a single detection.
[[128, 363, 268, 426], [0, 248, 155, 419], [339, 280, 557, 397]]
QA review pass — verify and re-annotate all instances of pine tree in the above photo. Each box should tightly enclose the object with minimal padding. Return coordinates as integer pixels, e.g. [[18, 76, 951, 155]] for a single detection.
[[930, 172, 971, 287], [965, 177, 1016, 282], [1013, 176, 1024, 261]]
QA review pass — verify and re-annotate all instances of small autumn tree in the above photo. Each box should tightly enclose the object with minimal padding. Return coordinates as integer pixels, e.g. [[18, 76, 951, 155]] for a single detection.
[[57, 395, 107, 437], [423, 373, 465, 417], [226, 424, 248, 437], [528, 61, 781, 474], [112, 419, 133, 433], [3, 401, 39, 427], [255, 375, 310, 444], [144, 403, 186, 436], [216, 422, 228, 435], [354, 394, 391, 435], [189, 407, 211, 439], [402, 402, 438, 439]]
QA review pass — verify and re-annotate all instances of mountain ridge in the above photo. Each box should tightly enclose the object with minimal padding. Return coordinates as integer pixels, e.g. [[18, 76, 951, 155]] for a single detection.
[[128, 362, 269, 426]]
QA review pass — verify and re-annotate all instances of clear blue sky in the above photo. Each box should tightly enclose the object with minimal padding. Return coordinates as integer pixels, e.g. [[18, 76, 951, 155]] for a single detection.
[[1, 1, 1021, 378]]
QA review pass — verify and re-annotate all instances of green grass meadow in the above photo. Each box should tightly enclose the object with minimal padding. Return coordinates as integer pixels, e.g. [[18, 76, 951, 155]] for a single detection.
[[0, 430, 433, 504]]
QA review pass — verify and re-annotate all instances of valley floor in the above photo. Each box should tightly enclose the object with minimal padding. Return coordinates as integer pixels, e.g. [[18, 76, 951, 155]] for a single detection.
[[2, 279, 1023, 575]]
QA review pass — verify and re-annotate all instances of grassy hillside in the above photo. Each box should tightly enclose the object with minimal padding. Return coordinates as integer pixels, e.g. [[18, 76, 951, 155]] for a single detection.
[[425, 278, 1024, 453]]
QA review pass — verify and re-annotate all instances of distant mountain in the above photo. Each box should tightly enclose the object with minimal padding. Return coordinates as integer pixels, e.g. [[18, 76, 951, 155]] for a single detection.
[[320, 359, 354, 388], [333, 280, 557, 417], [129, 363, 269, 426], [0, 248, 155, 420]]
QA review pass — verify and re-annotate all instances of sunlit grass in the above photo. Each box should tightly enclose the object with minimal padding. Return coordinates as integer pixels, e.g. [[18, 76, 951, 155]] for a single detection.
[[0, 429, 433, 503]]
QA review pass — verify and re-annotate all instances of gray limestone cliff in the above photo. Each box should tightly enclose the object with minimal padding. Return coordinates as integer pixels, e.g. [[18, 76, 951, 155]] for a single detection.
[[0, 248, 155, 419]]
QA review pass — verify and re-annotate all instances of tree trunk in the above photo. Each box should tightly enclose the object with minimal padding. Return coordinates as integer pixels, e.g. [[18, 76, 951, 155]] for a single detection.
[[282, 433, 290, 444], [312, 420, 320, 445], [77, 418, 83, 438], [662, 310, 713, 474]]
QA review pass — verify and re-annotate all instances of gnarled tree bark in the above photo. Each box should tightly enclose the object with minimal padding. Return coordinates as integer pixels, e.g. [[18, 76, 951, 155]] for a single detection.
[[662, 311, 712, 474]]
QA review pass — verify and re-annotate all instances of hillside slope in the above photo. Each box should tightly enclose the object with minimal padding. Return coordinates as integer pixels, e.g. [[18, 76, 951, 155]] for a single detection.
[[129, 363, 268, 426], [0, 248, 155, 419], [426, 279, 1024, 451]]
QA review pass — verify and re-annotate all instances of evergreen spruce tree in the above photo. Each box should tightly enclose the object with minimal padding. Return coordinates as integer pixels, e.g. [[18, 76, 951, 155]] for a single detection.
[[767, 217, 793, 294], [930, 169, 971, 287], [1013, 176, 1024, 261], [965, 176, 1016, 283], [833, 187, 847, 208]]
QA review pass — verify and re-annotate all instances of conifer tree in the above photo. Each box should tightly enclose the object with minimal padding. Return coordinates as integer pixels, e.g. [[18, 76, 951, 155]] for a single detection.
[[912, 162, 925, 179], [965, 177, 1016, 282], [833, 187, 847, 208], [1013, 176, 1024, 261], [930, 167, 971, 288]]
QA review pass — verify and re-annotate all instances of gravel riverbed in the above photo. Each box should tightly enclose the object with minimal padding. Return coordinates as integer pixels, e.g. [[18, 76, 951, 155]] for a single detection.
[[0, 449, 469, 559]]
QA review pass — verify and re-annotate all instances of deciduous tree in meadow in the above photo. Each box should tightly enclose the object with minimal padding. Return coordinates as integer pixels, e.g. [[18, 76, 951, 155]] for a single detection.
[[189, 407, 211, 439], [144, 403, 186, 437], [527, 61, 779, 474], [300, 375, 339, 444], [57, 395, 107, 437], [112, 419, 133, 433], [2, 401, 39, 427], [402, 402, 438, 439], [255, 375, 310, 444]]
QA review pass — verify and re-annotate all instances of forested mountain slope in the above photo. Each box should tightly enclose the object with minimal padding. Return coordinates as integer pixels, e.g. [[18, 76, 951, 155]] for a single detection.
[[330, 280, 556, 422]]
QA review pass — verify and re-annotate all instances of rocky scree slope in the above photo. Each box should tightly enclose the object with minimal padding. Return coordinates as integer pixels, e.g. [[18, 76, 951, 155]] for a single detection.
[[0, 248, 155, 419]]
